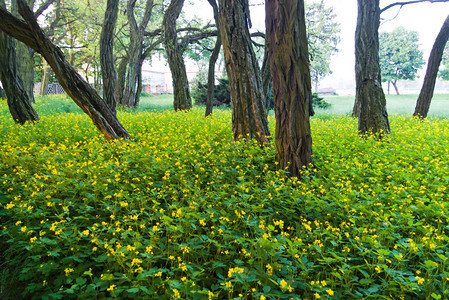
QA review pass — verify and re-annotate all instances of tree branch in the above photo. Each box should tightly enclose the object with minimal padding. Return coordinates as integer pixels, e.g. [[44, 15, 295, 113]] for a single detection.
[[34, 0, 55, 18], [381, 0, 449, 13]]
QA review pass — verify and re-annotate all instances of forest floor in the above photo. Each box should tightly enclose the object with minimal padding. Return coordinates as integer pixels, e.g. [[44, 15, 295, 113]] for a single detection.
[[0, 94, 448, 299]]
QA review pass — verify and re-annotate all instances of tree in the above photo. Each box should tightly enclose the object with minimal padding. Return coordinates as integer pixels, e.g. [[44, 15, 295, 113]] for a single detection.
[[440, 45, 449, 80], [0, 0, 129, 140], [100, 0, 119, 113], [379, 27, 425, 95], [218, 0, 270, 145], [163, 0, 192, 111], [205, 0, 221, 117], [353, 0, 390, 137], [0, 0, 39, 124], [414, 15, 449, 118], [118, 0, 154, 107], [305, 0, 340, 92], [266, 0, 313, 177]]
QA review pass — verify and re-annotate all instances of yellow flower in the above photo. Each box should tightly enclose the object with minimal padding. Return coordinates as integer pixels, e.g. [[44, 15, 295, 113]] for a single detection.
[[107, 284, 116, 291], [315, 292, 320, 299], [280, 279, 288, 289], [6, 203, 14, 209], [260, 296, 266, 300], [326, 289, 334, 296], [173, 289, 181, 299]]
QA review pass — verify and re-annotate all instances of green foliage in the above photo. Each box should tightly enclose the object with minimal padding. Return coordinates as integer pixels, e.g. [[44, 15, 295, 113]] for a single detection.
[[379, 27, 426, 92], [312, 93, 331, 110], [439, 45, 449, 80], [305, 0, 341, 86], [1, 96, 449, 299], [191, 78, 231, 107]]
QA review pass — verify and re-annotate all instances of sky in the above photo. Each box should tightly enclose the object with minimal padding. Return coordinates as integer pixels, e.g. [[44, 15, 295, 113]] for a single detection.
[[176, 0, 449, 95]]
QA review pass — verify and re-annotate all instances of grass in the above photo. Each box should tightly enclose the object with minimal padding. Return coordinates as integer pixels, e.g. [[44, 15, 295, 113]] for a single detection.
[[320, 94, 449, 117], [1, 95, 449, 299]]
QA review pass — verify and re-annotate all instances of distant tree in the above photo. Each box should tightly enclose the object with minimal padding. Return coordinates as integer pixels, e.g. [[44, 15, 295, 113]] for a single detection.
[[266, 0, 313, 177], [440, 44, 449, 80], [414, 14, 449, 118], [218, 0, 270, 145], [379, 27, 425, 95], [305, 0, 340, 92]]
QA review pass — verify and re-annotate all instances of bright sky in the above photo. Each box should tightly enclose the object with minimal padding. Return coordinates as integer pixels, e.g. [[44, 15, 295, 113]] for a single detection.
[[180, 0, 449, 94]]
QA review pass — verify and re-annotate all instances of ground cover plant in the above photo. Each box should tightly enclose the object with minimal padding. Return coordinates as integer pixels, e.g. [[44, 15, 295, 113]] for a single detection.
[[1, 95, 449, 299]]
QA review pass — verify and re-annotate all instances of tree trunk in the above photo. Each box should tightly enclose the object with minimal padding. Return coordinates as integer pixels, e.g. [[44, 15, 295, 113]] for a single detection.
[[0, 29, 39, 124], [414, 14, 449, 119], [218, 0, 270, 145], [266, 0, 313, 177], [121, 0, 153, 108], [261, 47, 272, 112], [40, 57, 49, 95], [392, 79, 400, 95], [100, 0, 119, 113], [163, 0, 192, 111], [0, 0, 130, 140], [115, 56, 128, 104], [353, 0, 390, 137], [205, 0, 221, 117]]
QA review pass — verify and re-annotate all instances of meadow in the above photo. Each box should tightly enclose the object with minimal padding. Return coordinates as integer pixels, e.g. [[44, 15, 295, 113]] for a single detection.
[[0, 94, 448, 299]]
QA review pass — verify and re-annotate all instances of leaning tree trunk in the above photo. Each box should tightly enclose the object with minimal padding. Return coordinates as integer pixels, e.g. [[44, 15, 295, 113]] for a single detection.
[[414, 14, 449, 119], [100, 0, 119, 113], [218, 0, 270, 145], [266, 0, 313, 177], [163, 0, 192, 111], [205, 0, 221, 117], [0, 3, 39, 125], [353, 0, 390, 137], [392, 80, 400, 95], [0, 0, 130, 140]]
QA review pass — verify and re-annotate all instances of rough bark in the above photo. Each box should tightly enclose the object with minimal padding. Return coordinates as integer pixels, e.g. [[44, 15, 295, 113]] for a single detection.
[[218, 0, 270, 145], [100, 0, 119, 113], [120, 0, 153, 107], [0, 29, 39, 124], [353, 0, 390, 137], [266, 0, 312, 177], [115, 56, 128, 105], [0, 0, 130, 140], [205, 0, 221, 117], [163, 0, 192, 111], [414, 15, 449, 118]]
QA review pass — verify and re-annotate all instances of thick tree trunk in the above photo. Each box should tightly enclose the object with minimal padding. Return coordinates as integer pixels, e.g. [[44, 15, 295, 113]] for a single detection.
[[353, 0, 390, 137], [414, 15, 449, 119], [121, 0, 153, 108], [0, 0, 130, 140], [266, 0, 313, 177], [218, 0, 270, 145], [205, 0, 221, 117], [12, 0, 35, 103], [163, 0, 192, 111], [0, 29, 39, 124], [115, 57, 128, 104], [100, 0, 119, 113]]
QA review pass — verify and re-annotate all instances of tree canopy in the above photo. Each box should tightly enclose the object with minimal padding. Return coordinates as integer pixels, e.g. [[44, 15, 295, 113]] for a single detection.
[[379, 27, 425, 94]]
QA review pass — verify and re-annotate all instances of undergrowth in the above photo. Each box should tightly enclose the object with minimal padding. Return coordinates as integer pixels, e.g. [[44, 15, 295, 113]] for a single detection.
[[0, 96, 448, 299]]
